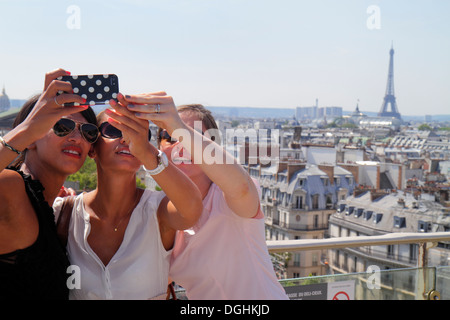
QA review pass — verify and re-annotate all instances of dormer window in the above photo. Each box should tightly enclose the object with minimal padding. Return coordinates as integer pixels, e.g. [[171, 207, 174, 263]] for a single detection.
[[418, 220, 430, 232], [364, 210, 373, 220], [373, 213, 383, 224], [337, 203, 346, 213], [394, 216, 406, 228], [355, 208, 364, 218]]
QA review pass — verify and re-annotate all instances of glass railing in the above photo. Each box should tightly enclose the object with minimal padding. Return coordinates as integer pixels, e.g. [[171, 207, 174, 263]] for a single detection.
[[174, 266, 449, 300], [279, 266, 449, 300], [270, 232, 450, 300]]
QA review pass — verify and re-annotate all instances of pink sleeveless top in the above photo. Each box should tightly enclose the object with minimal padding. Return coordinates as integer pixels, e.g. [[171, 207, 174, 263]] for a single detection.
[[169, 182, 288, 300]]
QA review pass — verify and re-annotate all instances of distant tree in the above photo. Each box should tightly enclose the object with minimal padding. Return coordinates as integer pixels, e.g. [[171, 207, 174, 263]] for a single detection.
[[66, 157, 97, 191], [67, 157, 149, 191], [231, 120, 240, 128], [418, 123, 432, 131], [341, 122, 358, 129]]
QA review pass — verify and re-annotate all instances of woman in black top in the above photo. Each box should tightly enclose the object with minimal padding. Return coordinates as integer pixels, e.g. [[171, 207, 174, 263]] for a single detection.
[[0, 69, 97, 299]]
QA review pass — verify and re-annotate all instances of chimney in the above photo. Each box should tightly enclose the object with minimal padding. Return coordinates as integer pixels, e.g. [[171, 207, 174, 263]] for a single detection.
[[287, 162, 306, 183], [318, 165, 334, 184], [370, 190, 388, 202]]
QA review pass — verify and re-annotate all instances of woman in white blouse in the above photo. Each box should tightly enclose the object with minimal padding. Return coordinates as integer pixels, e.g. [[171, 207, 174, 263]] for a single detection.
[[54, 93, 202, 299]]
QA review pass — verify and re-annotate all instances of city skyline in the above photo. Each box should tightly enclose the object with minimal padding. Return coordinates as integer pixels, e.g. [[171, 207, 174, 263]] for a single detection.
[[0, 0, 449, 116]]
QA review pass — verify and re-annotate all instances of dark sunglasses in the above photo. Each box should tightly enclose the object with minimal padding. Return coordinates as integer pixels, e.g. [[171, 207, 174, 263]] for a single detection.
[[99, 122, 152, 141], [158, 128, 208, 144], [53, 118, 99, 144], [158, 129, 178, 144]]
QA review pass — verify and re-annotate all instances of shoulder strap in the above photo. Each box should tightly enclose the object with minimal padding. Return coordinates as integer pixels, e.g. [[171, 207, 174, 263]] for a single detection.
[[56, 196, 75, 247]]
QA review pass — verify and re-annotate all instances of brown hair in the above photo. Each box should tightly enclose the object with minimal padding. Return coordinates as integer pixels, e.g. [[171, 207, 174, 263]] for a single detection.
[[9, 94, 97, 169]]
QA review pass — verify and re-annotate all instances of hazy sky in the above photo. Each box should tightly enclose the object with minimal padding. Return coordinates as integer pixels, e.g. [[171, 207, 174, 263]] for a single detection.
[[1, 0, 449, 115]]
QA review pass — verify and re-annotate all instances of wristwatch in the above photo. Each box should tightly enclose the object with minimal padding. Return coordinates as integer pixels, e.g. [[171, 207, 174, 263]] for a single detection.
[[144, 149, 169, 175]]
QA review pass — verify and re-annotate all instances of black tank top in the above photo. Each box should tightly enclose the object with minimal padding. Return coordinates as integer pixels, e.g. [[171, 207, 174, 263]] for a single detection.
[[0, 169, 70, 300]]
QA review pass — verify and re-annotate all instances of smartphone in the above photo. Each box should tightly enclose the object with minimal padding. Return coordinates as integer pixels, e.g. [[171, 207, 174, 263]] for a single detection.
[[57, 74, 119, 106]]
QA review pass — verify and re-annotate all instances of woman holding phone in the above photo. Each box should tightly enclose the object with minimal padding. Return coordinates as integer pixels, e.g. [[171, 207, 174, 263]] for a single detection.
[[0, 69, 97, 299], [53, 94, 202, 299]]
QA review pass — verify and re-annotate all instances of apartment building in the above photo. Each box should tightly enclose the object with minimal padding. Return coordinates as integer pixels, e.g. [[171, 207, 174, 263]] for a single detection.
[[248, 161, 356, 278]]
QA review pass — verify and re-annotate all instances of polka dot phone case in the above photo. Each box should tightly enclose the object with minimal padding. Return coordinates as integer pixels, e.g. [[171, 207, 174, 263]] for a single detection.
[[57, 74, 119, 106]]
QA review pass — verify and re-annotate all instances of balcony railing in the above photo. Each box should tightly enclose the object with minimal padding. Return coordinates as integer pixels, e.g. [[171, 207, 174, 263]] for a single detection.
[[266, 232, 450, 300]]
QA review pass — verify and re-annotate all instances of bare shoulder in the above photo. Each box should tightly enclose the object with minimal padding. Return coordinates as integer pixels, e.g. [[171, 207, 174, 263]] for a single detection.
[[0, 169, 27, 219], [0, 169, 39, 254]]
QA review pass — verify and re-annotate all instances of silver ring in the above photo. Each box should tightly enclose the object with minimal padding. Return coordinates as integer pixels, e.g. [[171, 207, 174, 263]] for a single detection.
[[54, 96, 63, 107], [156, 104, 161, 114]]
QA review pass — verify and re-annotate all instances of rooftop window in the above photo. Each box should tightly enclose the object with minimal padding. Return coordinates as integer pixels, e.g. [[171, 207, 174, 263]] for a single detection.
[[354, 208, 364, 218], [345, 206, 355, 215], [418, 220, 431, 232], [394, 216, 406, 228], [373, 213, 383, 224], [363, 210, 373, 220]]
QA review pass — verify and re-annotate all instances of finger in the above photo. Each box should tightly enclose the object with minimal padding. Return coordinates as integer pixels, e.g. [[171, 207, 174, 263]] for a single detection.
[[127, 103, 165, 113], [134, 112, 165, 122], [117, 93, 129, 107], [45, 80, 74, 96], [57, 105, 90, 118], [127, 104, 152, 113], [44, 68, 71, 91], [105, 108, 147, 133], [123, 94, 171, 105], [110, 99, 135, 117], [110, 99, 149, 128], [56, 93, 87, 106], [106, 116, 140, 139], [123, 91, 167, 102]]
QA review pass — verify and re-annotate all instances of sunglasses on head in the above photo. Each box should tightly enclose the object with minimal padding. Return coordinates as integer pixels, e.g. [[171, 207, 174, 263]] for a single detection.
[[53, 118, 99, 144], [99, 122, 152, 141]]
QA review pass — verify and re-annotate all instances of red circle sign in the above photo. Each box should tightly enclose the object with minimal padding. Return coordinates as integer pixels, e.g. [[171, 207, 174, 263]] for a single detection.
[[332, 291, 350, 300]]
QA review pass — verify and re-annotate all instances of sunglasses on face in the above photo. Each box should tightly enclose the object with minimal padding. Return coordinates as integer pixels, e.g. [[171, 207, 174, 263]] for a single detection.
[[158, 130, 178, 144], [53, 118, 99, 144], [99, 122, 152, 141], [158, 129, 210, 144]]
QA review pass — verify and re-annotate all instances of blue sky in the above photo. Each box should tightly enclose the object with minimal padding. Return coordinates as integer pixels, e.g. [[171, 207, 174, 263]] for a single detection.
[[1, 0, 449, 115]]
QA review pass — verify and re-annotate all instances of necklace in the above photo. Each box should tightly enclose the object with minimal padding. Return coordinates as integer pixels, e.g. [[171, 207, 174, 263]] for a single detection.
[[113, 190, 140, 232]]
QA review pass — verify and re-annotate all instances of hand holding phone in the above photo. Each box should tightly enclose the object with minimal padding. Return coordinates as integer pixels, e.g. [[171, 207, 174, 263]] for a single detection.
[[57, 74, 119, 106]]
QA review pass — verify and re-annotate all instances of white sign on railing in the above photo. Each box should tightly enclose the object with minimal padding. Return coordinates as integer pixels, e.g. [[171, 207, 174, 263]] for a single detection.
[[284, 280, 355, 300]]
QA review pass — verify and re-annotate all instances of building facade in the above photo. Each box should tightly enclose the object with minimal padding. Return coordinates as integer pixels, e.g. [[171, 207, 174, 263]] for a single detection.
[[248, 161, 356, 278]]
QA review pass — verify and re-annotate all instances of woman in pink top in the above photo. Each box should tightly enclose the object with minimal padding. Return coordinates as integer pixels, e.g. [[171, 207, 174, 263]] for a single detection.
[[124, 93, 288, 300]]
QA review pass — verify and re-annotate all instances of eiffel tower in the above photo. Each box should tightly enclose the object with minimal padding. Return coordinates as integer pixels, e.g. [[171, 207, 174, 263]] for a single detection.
[[378, 45, 401, 119]]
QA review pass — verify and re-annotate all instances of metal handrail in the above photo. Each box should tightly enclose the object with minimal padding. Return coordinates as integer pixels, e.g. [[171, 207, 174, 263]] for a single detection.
[[267, 232, 450, 300], [266, 232, 450, 253]]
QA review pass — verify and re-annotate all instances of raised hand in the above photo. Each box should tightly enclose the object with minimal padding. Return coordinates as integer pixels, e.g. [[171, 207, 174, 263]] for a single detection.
[[105, 93, 152, 162], [123, 92, 184, 135]]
